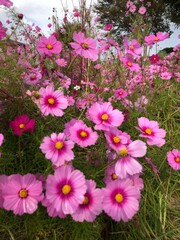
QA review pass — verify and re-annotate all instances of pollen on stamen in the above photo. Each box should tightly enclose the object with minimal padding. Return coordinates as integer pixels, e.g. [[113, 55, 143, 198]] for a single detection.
[[113, 136, 121, 144], [55, 141, 64, 150], [81, 42, 89, 49], [80, 130, 88, 138], [46, 44, 53, 50], [118, 148, 128, 156], [19, 189, 28, 198], [62, 184, 71, 195], [127, 62, 132, 67], [48, 98, 55, 105], [101, 113, 109, 120], [19, 123, 25, 129], [115, 193, 123, 203], [145, 128, 152, 135], [83, 196, 89, 205], [175, 157, 180, 163], [111, 173, 118, 180]]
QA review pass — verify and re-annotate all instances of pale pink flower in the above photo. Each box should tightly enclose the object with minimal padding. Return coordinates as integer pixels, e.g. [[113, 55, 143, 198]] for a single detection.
[[145, 32, 169, 46], [2, 174, 43, 215], [56, 58, 67, 67], [40, 133, 74, 167], [160, 71, 172, 80], [138, 6, 146, 15], [70, 31, 98, 61], [102, 179, 140, 222], [129, 5, 136, 13], [167, 149, 180, 170], [71, 180, 103, 222], [38, 85, 68, 117], [45, 165, 87, 214], [137, 117, 166, 147], [0, 175, 7, 208], [0, 0, 13, 7]]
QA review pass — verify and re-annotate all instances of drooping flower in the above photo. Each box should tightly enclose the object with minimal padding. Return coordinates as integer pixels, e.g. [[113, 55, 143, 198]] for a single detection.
[[45, 165, 87, 214], [70, 31, 98, 61], [37, 35, 62, 56], [167, 149, 180, 170], [86, 102, 124, 131], [102, 179, 140, 222], [2, 174, 43, 215], [115, 140, 147, 179], [136, 117, 166, 147], [68, 120, 98, 148], [38, 85, 68, 117], [71, 180, 103, 222], [40, 133, 75, 167], [9, 115, 35, 136]]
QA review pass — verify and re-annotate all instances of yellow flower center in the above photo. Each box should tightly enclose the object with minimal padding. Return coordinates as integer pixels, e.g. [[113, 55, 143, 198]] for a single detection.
[[48, 98, 55, 105], [19, 189, 28, 198], [46, 44, 53, 50], [62, 184, 71, 195], [115, 193, 123, 203], [127, 62, 132, 67], [30, 75, 36, 80], [129, 45, 134, 50], [119, 91, 123, 95], [145, 128, 152, 135], [113, 136, 121, 143], [101, 113, 109, 120], [111, 173, 118, 180], [19, 123, 25, 129], [118, 148, 128, 156], [80, 130, 87, 137], [81, 42, 89, 49], [175, 157, 180, 163], [154, 37, 159, 41], [83, 196, 89, 205], [55, 141, 64, 150]]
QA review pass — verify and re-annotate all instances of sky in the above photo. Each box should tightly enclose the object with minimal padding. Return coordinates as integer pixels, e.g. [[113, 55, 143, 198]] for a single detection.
[[0, 0, 179, 54]]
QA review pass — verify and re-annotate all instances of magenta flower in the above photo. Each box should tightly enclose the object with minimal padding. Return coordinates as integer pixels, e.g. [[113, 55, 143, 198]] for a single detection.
[[0, 133, 4, 146], [102, 179, 140, 222], [46, 165, 87, 214], [136, 117, 166, 147], [0, 0, 13, 7], [70, 31, 98, 61], [9, 115, 35, 136], [86, 102, 124, 131], [104, 24, 113, 31], [113, 88, 128, 99], [38, 85, 68, 117], [40, 133, 75, 167], [71, 180, 103, 222], [167, 149, 180, 170], [68, 120, 98, 148], [145, 32, 169, 46], [0, 21, 7, 40], [37, 36, 62, 56], [2, 174, 43, 215], [150, 54, 160, 64], [115, 140, 147, 179]]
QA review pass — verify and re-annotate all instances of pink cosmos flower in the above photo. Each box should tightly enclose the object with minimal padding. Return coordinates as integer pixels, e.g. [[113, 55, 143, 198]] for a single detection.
[[136, 117, 166, 147], [0, 0, 13, 7], [38, 85, 68, 117], [113, 88, 128, 99], [104, 128, 129, 152], [37, 36, 62, 56], [0, 175, 7, 208], [121, 55, 140, 72], [128, 174, 144, 191], [124, 38, 142, 59], [55, 58, 67, 67], [104, 24, 113, 31], [160, 71, 172, 80], [0, 21, 7, 40], [115, 140, 147, 179], [167, 149, 180, 170], [68, 120, 98, 148], [86, 102, 124, 131], [145, 32, 169, 46], [70, 31, 98, 61], [23, 68, 42, 85], [104, 164, 120, 184], [2, 174, 43, 215], [64, 119, 84, 137], [129, 5, 136, 13], [138, 6, 146, 15], [9, 115, 35, 136], [71, 180, 103, 222], [102, 179, 140, 222], [42, 198, 66, 218], [45, 165, 87, 215], [0, 133, 4, 146], [150, 54, 160, 64], [40, 133, 75, 167]]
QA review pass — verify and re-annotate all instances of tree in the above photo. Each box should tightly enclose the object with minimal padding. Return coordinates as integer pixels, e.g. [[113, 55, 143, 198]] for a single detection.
[[94, 0, 179, 42]]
